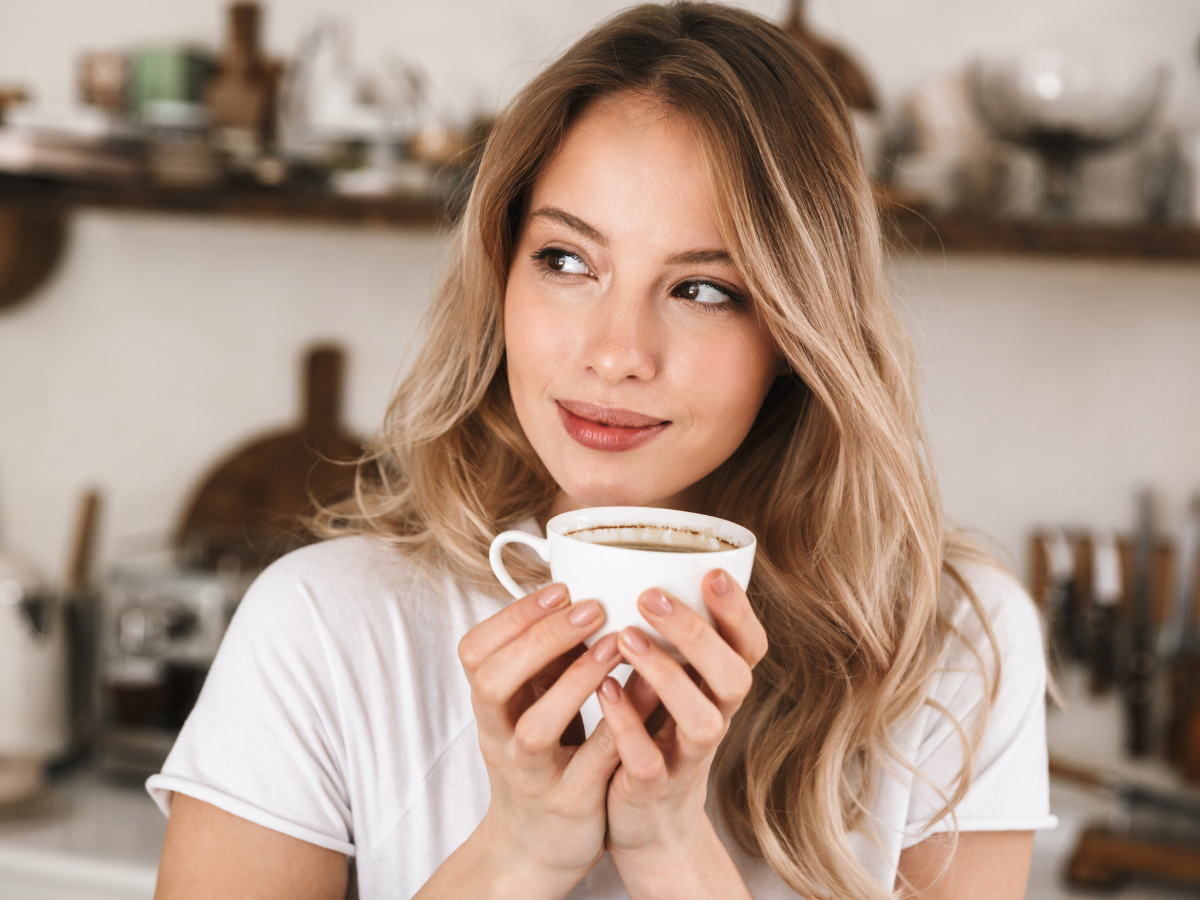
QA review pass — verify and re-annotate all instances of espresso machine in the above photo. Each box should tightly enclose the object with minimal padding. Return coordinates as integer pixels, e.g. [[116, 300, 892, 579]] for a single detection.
[[97, 346, 360, 777], [97, 550, 254, 778]]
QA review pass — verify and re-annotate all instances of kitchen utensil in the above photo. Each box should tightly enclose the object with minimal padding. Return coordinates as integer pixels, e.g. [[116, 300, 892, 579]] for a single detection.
[[206, 2, 282, 147], [1165, 495, 1200, 782], [98, 551, 253, 778], [79, 52, 128, 114], [175, 344, 363, 569], [968, 47, 1168, 216], [0, 205, 67, 313], [0, 551, 69, 805], [1126, 488, 1158, 757], [129, 48, 213, 124], [491, 508, 756, 738], [490, 508, 756, 658], [1068, 826, 1200, 888], [1052, 756, 1200, 888], [0, 88, 28, 126], [63, 489, 102, 756], [1089, 530, 1121, 695]]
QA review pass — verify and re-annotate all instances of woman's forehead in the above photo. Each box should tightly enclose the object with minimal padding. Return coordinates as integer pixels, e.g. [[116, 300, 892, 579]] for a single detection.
[[524, 94, 726, 253]]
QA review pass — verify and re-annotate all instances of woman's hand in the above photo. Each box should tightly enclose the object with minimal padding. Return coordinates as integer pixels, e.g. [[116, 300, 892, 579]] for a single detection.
[[438, 583, 625, 900], [598, 569, 768, 899]]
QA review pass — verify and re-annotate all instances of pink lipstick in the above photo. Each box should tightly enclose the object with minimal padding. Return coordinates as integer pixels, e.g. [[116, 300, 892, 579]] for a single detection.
[[556, 400, 669, 452]]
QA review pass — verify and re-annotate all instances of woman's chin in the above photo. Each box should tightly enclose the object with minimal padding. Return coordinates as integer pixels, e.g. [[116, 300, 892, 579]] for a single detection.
[[555, 475, 689, 511]]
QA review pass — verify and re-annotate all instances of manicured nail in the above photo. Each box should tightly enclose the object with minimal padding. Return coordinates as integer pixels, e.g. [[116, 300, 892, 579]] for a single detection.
[[620, 627, 650, 654], [711, 571, 732, 598], [592, 634, 619, 663], [640, 589, 672, 617], [539, 584, 568, 608], [599, 677, 621, 702], [569, 601, 600, 626]]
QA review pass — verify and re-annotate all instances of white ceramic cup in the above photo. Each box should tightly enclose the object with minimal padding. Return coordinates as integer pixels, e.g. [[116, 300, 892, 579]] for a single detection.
[[489, 507, 756, 736], [489, 506, 756, 658]]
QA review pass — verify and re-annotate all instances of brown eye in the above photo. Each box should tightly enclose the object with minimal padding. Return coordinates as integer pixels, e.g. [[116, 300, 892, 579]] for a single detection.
[[537, 249, 588, 274], [674, 280, 733, 305]]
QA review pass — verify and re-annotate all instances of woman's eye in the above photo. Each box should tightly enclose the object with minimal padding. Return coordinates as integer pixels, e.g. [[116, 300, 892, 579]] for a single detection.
[[539, 250, 589, 275], [675, 280, 734, 306]]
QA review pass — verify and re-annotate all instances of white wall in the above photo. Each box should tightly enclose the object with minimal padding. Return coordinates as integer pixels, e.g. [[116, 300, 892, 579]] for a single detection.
[[892, 254, 1200, 572], [1, 0, 1199, 579], [0, 213, 445, 576]]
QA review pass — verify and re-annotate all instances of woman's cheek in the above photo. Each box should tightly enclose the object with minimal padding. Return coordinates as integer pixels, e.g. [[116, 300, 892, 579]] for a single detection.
[[684, 327, 774, 442], [505, 285, 575, 436]]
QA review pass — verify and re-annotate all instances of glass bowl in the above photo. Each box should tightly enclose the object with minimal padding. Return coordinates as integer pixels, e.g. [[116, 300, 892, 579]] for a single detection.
[[967, 47, 1168, 215]]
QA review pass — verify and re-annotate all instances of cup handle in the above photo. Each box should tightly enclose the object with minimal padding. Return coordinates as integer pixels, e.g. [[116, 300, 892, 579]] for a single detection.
[[489, 531, 551, 599]]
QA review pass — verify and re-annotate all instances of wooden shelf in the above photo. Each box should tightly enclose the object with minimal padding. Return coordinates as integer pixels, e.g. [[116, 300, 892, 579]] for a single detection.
[[886, 210, 1200, 263], [3, 172, 1200, 264], [0, 172, 449, 230]]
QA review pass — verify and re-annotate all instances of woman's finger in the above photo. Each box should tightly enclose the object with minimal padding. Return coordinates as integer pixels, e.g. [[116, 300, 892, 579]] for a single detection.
[[624, 670, 661, 722], [637, 588, 755, 715], [470, 600, 606, 734], [595, 676, 668, 786], [700, 569, 769, 666], [617, 626, 725, 761], [457, 583, 570, 674], [515, 634, 623, 762]]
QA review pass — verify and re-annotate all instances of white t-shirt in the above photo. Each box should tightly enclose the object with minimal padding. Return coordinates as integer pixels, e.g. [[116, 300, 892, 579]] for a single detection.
[[147, 534, 1056, 898]]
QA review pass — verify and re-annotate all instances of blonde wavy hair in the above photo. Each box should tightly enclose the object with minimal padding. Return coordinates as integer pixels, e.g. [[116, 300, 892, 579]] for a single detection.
[[318, 4, 998, 897]]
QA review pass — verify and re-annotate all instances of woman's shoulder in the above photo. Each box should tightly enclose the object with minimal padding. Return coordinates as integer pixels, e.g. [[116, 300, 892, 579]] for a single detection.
[[897, 557, 1056, 845], [250, 534, 423, 596], [939, 554, 1046, 673], [233, 535, 505, 648], [920, 553, 1049, 732]]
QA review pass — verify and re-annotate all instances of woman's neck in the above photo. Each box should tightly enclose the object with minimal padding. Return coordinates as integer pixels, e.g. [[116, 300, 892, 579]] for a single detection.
[[541, 478, 712, 529]]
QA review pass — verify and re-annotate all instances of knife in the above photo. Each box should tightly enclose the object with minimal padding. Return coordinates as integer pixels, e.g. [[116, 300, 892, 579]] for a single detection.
[[1124, 488, 1157, 757]]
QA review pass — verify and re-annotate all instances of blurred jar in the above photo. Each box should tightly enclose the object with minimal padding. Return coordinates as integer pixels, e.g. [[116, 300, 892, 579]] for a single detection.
[[1179, 132, 1200, 222], [0, 552, 69, 805]]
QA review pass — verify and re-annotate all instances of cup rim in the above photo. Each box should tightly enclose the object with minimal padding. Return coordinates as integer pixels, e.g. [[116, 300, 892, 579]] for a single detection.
[[545, 506, 756, 554]]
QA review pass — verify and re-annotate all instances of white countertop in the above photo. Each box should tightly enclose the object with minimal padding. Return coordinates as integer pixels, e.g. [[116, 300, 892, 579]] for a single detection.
[[1029, 665, 1200, 899], [0, 672, 1196, 900], [0, 768, 164, 900]]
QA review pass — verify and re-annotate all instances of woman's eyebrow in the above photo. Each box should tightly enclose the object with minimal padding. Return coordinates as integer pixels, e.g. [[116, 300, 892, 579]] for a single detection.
[[528, 207, 607, 245], [527, 207, 733, 268], [664, 249, 734, 266]]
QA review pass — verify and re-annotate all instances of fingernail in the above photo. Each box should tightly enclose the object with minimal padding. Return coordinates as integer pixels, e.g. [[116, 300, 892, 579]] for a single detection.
[[620, 627, 650, 654], [569, 601, 600, 626], [640, 589, 672, 617], [599, 677, 621, 702], [539, 584, 568, 608], [592, 634, 618, 663], [711, 571, 732, 598]]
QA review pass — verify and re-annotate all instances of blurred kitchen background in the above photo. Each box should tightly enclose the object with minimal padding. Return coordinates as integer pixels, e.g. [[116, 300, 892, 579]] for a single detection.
[[1, 0, 1199, 897]]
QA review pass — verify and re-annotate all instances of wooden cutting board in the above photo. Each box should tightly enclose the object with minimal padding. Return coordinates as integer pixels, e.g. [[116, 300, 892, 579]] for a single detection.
[[0, 205, 67, 311], [175, 344, 363, 569], [784, 0, 878, 112]]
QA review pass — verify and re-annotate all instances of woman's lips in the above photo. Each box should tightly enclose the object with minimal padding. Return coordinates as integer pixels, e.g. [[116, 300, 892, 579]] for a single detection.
[[556, 400, 669, 452]]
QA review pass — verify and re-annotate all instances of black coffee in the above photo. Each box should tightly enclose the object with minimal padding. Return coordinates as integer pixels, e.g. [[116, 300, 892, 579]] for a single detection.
[[593, 540, 714, 553], [566, 525, 739, 553]]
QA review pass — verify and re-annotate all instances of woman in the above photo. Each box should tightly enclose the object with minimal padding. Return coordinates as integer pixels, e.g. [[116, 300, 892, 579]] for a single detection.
[[150, 4, 1055, 898]]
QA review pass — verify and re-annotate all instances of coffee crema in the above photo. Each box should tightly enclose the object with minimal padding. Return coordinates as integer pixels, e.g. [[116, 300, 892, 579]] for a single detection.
[[565, 524, 739, 553]]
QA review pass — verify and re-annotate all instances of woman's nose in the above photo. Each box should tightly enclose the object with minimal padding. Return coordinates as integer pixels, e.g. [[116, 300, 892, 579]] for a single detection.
[[581, 290, 659, 385]]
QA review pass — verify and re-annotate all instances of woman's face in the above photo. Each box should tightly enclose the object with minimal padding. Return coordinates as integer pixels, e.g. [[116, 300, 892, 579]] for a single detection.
[[504, 94, 778, 513]]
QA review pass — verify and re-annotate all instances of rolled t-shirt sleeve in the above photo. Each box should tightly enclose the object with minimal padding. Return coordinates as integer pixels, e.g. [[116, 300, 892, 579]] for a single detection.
[[146, 554, 355, 856], [902, 562, 1058, 847]]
